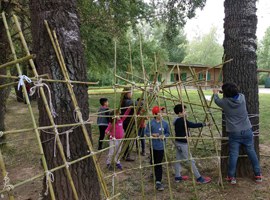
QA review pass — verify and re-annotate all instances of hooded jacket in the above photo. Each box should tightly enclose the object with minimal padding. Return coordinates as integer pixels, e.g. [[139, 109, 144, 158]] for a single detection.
[[214, 93, 252, 132]]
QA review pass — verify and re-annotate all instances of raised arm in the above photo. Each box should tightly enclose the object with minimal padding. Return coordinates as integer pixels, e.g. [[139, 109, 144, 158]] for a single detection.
[[186, 120, 205, 128]]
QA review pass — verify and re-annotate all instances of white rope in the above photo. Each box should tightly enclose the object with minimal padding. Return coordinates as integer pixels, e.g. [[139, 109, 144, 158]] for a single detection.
[[17, 75, 32, 91], [2, 173, 14, 192], [53, 128, 73, 159], [65, 130, 73, 159], [65, 162, 70, 169], [0, 131, 3, 138], [44, 171, 54, 196], [30, 79, 57, 118], [53, 129, 60, 158]]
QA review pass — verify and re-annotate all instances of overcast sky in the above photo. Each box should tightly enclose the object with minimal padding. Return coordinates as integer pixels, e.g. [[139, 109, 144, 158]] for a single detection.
[[184, 0, 270, 43]]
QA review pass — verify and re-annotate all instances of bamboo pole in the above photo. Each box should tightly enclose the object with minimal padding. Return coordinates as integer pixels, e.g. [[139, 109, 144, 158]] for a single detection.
[[2, 12, 56, 200], [0, 55, 34, 70], [0, 74, 98, 85], [13, 15, 80, 199], [189, 67, 224, 188], [44, 21, 110, 198]]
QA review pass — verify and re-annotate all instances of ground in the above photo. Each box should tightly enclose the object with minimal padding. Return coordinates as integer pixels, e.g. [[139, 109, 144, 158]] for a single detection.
[[1, 91, 270, 200]]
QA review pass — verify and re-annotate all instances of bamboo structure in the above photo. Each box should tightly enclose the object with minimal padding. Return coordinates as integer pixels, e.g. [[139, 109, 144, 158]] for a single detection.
[[1, 12, 266, 200]]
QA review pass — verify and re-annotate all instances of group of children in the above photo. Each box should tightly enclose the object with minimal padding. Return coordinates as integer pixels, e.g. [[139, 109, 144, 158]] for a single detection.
[[96, 82, 262, 191]]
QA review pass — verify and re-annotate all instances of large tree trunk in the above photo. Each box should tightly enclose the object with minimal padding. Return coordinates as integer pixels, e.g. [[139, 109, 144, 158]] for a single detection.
[[29, 1, 100, 199], [0, 2, 12, 142], [222, 0, 259, 177]]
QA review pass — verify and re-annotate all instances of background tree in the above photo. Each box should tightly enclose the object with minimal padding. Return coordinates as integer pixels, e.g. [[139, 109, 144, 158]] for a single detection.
[[257, 26, 270, 85], [222, 0, 259, 176], [29, 0, 100, 199], [183, 26, 223, 65], [78, 0, 206, 85]]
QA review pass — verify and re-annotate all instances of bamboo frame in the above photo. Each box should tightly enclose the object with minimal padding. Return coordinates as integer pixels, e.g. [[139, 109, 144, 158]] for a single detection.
[[0, 12, 266, 200], [1, 12, 56, 199]]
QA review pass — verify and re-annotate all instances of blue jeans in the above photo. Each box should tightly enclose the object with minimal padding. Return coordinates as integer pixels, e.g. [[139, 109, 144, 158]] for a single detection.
[[228, 128, 261, 177]]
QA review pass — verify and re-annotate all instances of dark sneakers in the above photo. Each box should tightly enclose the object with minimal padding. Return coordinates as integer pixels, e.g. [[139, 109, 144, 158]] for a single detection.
[[175, 176, 189, 182], [197, 176, 212, 184], [116, 163, 123, 170], [155, 181, 164, 191]]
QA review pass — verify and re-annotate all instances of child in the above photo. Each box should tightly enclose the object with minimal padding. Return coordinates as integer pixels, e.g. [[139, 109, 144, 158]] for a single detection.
[[105, 107, 131, 170], [145, 106, 170, 191], [173, 104, 211, 184], [213, 82, 262, 184], [97, 98, 110, 150], [136, 98, 146, 156]]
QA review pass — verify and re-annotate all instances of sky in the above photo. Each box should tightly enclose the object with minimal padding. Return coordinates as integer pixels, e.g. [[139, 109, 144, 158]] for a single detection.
[[184, 0, 270, 43]]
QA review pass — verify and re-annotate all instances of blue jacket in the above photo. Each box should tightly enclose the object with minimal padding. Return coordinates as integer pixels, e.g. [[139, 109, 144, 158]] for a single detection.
[[145, 119, 170, 150]]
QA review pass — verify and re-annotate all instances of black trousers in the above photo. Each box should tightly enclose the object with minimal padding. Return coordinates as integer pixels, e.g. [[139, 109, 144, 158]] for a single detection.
[[123, 122, 134, 158], [98, 126, 107, 150], [150, 149, 164, 182]]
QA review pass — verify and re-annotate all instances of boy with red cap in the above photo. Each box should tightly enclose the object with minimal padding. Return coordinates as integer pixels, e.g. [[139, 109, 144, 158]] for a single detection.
[[145, 106, 170, 191]]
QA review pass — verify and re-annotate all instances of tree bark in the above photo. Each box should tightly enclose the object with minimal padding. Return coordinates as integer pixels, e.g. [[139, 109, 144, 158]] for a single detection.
[[29, 1, 100, 199], [0, 2, 12, 142], [222, 0, 259, 177]]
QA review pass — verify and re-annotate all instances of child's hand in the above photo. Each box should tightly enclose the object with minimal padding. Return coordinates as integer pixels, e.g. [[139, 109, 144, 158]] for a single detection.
[[213, 88, 219, 94], [151, 133, 159, 137], [159, 135, 165, 140], [204, 122, 211, 126]]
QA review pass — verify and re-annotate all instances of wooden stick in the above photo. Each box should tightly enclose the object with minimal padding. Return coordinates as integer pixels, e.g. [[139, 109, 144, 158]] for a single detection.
[[0, 55, 34, 70]]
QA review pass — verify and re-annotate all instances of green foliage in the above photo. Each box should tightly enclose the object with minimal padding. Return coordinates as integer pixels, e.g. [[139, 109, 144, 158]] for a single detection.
[[183, 27, 223, 66], [257, 27, 270, 85], [78, 0, 206, 85]]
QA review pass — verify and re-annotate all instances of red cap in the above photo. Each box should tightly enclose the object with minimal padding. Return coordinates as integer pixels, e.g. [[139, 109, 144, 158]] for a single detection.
[[152, 106, 165, 115]]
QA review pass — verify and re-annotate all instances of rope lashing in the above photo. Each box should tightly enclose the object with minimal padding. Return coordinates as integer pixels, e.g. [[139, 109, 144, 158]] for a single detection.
[[44, 171, 54, 196], [73, 107, 81, 123], [65, 130, 73, 159], [30, 79, 57, 118], [53, 128, 73, 159], [2, 173, 14, 192], [53, 129, 60, 158], [17, 75, 31, 91], [0, 131, 3, 138]]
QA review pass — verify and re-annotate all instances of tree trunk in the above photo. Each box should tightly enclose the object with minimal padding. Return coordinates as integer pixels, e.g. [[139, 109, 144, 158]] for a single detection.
[[0, 2, 12, 142], [29, 1, 100, 199], [222, 0, 259, 177]]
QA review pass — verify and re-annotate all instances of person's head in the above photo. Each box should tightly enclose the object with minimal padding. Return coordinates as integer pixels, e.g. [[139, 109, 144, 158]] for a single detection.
[[99, 98, 108, 107], [174, 104, 187, 115], [123, 87, 132, 99], [152, 106, 165, 120], [221, 82, 239, 98]]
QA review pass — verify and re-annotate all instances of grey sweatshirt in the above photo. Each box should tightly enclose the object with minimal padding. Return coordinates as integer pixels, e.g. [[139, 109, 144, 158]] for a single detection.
[[97, 106, 109, 126], [213, 93, 252, 132]]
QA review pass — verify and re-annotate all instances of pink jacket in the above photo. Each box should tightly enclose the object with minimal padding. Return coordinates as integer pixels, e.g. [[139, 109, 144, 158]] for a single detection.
[[105, 108, 131, 139]]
